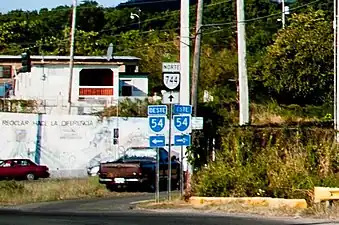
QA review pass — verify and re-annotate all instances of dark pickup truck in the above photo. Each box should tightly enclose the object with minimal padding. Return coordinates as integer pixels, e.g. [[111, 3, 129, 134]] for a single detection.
[[0, 158, 50, 180], [98, 147, 181, 192]]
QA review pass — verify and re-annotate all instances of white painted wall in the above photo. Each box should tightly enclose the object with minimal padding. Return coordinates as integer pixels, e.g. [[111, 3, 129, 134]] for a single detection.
[[14, 64, 120, 111], [120, 77, 148, 97], [0, 112, 181, 178]]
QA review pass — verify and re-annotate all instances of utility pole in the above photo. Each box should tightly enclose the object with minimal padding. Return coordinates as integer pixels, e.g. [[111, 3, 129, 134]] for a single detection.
[[180, 0, 191, 193], [334, 0, 337, 136], [68, 0, 77, 115], [236, 0, 249, 125], [191, 0, 204, 116], [281, 0, 285, 29], [336, 0, 339, 141], [180, 0, 190, 106]]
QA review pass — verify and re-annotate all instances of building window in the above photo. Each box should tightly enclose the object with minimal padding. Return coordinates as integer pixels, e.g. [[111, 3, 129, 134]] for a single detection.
[[121, 86, 132, 96], [125, 65, 136, 73], [79, 69, 113, 86], [0, 66, 12, 78]]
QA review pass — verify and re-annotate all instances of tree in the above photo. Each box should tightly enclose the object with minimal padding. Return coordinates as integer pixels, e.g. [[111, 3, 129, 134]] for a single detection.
[[36, 27, 106, 56], [199, 44, 238, 103], [252, 9, 333, 105], [116, 30, 179, 94]]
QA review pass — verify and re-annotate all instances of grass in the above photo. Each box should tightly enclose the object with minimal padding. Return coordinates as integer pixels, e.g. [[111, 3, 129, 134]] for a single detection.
[[0, 177, 142, 206], [250, 102, 332, 124], [137, 198, 339, 220]]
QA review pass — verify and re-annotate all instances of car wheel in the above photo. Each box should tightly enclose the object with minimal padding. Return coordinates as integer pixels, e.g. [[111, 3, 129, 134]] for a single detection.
[[26, 173, 35, 181], [106, 185, 117, 192]]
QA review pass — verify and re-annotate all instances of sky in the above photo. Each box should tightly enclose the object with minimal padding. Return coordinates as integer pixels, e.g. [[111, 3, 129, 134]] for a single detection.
[[0, 0, 127, 13]]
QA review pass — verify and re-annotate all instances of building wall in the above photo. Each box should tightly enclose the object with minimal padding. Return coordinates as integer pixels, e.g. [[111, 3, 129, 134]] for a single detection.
[[119, 75, 148, 97], [0, 112, 181, 178], [14, 64, 120, 105]]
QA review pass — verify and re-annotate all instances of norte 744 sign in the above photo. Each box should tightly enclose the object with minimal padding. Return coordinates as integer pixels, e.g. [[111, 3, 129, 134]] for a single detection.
[[163, 72, 180, 90]]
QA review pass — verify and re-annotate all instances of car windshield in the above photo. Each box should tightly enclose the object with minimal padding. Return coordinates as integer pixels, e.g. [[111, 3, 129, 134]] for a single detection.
[[119, 148, 156, 161]]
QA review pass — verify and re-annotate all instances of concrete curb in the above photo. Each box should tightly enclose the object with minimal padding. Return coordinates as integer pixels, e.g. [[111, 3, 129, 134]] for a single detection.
[[189, 197, 308, 209], [130, 199, 155, 205]]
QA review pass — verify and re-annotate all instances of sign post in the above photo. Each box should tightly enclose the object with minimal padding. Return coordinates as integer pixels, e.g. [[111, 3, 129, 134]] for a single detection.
[[148, 105, 167, 203], [162, 62, 181, 201], [172, 104, 192, 197]]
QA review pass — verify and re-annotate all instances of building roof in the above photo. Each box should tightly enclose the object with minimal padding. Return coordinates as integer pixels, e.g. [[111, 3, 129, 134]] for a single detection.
[[0, 55, 140, 62]]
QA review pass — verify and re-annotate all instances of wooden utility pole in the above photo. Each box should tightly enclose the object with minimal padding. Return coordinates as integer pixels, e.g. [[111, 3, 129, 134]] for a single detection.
[[335, 0, 339, 141], [191, 0, 204, 116], [186, 0, 204, 195]]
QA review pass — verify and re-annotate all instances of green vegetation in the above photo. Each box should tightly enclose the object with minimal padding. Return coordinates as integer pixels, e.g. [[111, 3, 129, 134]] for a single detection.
[[0, 0, 334, 103], [192, 127, 339, 202], [0, 178, 141, 205], [1, 0, 338, 199]]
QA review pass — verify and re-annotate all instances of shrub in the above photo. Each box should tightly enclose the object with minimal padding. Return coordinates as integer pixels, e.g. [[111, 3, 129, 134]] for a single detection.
[[192, 127, 339, 200], [0, 180, 25, 196]]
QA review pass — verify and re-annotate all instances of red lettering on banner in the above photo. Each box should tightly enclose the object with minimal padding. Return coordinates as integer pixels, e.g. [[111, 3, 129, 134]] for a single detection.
[[79, 88, 114, 96]]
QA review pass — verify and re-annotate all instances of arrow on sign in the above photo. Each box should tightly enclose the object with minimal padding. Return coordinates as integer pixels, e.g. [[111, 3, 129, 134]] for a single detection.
[[152, 138, 164, 144], [168, 95, 174, 102], [176, 137, 188, 144]]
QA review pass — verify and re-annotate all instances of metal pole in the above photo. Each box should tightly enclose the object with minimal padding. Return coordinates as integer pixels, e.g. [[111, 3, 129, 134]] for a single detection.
[[68, 0, 77, 115], [237, 0, 249, 125], [334, 0, 337, 137], [138, 18, 141, 31], [168, 100, 173, 200], [180, 143, 184, 197], [191, 0, 204, 116], [336, 0, 339, 141], [282, 0, 285, 29], [156, 146, 160, 202], [117, 99, 120, 158]]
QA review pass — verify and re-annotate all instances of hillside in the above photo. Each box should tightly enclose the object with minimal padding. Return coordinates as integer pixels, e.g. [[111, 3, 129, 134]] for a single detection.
[[0, 0, 335, 124]]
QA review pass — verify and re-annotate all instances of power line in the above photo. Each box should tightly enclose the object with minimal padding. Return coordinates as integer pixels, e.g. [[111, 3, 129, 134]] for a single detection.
[[3, 0, 323, 50], [98, 0, 233, 34], [202, 0, 322, 27]]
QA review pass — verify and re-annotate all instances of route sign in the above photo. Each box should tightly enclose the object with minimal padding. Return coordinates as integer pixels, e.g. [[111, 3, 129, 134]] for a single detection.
[[150, 135, 166, 147], [149, 116, 166, 134], [148, 105, 167, 116], [163, 72, 180, 90], [173, 105, 192, 115], [173, 115, 192, 134], [162, 91, 179, 104], [174, 134, 191, 147], [162, 62, 180, 73]]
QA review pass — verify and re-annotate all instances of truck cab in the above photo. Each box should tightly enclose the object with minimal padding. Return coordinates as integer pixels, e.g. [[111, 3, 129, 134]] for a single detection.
[[98, 147, 180, 192]]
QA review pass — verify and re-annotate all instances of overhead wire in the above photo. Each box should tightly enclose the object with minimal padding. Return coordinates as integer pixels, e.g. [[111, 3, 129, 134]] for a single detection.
[[3, 0, 324, 51]]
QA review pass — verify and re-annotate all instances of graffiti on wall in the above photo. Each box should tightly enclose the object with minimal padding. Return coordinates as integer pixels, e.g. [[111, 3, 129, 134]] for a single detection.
[[0, 112, 179, 176]]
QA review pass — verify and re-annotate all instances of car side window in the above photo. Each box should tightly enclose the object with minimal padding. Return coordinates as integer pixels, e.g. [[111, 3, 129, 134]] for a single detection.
[[10, 161, 18, 167], [19, 160, 30, 167]]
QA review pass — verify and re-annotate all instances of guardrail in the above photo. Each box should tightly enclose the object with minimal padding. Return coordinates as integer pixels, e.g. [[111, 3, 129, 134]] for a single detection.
[[314, 186, 339, 207]]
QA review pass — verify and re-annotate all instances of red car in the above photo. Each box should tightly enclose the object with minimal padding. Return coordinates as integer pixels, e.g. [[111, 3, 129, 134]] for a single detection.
[[0, 158, 50, 180]]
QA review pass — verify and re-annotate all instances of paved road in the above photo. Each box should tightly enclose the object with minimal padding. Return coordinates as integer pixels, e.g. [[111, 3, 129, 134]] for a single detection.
[[1, 191, 337, 225], [1, 209, 333, 225], [14, 191, 171, 212]]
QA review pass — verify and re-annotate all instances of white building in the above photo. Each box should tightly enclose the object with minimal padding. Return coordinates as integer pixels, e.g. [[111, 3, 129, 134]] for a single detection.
[[0, 55, 149, 115]]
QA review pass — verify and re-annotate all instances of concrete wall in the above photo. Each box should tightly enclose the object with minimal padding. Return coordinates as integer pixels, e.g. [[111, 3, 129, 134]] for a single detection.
[[0, 112, 181, 178]]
